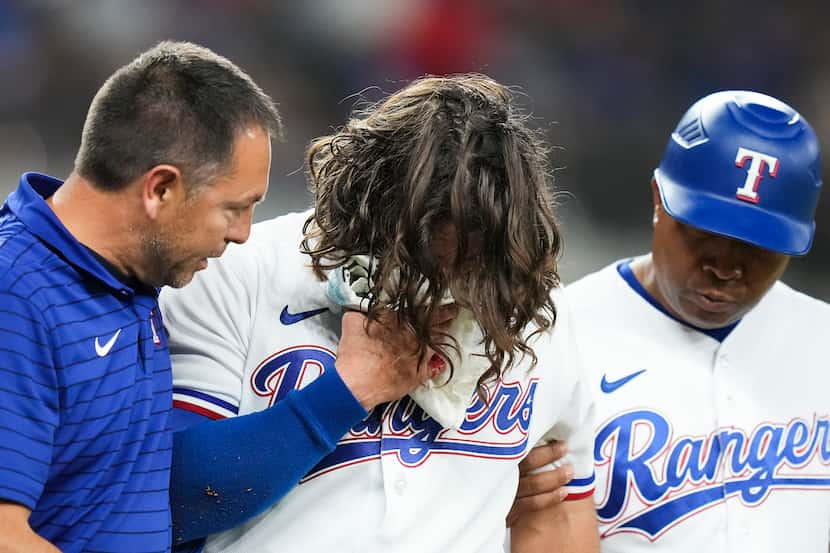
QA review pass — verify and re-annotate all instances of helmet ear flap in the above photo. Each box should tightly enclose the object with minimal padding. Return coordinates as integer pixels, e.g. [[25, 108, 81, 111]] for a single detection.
[[654, 90, 821, 256]]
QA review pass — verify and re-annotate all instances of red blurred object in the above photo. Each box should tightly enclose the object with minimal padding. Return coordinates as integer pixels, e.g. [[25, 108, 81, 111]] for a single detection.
[[393, 0, 501, 75]]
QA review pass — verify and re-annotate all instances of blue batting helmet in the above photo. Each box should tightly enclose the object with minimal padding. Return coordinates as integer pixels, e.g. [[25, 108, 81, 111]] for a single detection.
[[653, 90, 822, 256]]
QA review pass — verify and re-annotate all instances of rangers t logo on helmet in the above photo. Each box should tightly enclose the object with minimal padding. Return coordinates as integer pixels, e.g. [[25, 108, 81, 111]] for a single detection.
[[734, 147, 780, 204]]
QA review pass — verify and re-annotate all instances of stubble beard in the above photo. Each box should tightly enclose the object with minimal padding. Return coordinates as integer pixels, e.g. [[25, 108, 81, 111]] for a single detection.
[[142, 231, 194, 289]]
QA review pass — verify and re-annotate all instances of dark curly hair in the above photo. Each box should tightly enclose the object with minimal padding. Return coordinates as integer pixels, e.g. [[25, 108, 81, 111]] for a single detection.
[[301, 74, 562, 399]]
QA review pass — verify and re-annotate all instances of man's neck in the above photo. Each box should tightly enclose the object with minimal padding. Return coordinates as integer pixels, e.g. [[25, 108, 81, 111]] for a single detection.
[[629, 254, 655, 295], [47, 173, 141, 280], [628, 254, 678, 320]]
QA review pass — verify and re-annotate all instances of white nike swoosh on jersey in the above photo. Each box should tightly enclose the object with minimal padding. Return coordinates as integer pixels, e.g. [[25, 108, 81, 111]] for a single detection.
[[95, 329, 122, 357]]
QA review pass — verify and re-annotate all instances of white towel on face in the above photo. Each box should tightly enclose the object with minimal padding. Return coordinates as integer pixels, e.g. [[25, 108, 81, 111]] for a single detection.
[[323, 255, 489, 429]]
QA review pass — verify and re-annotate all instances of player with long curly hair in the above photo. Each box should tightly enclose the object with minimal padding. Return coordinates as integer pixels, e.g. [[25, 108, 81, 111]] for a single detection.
[[162, 74, 598, 553], [302, 75, 561, 397]]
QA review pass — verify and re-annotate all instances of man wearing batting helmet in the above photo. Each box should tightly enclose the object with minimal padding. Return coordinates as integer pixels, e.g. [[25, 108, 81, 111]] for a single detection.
[[514, 90, 829, 552]]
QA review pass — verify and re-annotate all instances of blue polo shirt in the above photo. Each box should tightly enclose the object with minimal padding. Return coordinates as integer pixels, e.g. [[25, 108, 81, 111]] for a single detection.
[[0, 173, 172, 552]]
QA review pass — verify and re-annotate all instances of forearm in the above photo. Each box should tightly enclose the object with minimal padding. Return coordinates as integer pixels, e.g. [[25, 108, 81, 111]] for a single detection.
[[170, 369, 366, 544], [0, 534, 61, 553], [510, 497, 599, 553], [0, 502, 61, 553]]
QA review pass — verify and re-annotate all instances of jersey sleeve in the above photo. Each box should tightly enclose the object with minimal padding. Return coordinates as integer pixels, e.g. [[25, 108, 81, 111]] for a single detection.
[[540, 374, 596, 500], [0, 290, 59, 509], [534, 289, 597, 500], [161, 243, 259, 419]]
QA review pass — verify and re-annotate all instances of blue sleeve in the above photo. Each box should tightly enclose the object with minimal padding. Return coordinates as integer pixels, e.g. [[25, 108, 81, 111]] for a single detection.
[[170, 367, 367, 545], [170, 407, 211, 432], [0, 290, 58, 509]]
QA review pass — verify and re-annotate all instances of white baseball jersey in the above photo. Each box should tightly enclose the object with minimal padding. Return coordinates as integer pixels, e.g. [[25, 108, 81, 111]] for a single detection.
[[161, 211, 596, 553], [566, 259, 830, 553]]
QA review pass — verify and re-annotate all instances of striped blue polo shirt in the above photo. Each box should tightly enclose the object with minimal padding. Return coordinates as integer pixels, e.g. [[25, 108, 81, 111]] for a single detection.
[[0, 173, 172, 552]]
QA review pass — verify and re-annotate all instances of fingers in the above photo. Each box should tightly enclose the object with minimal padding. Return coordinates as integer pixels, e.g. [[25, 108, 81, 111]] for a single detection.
[[343, 310, 389, 343], [508, 444, 573, 527], [338, 310, 423, 411], [518, 441, 568, 475], [515, 463, 573, 499], [360, 309, 419, 358], [340, 308, 451, 408], [506, 488, 567, 527], [507, 463, 574, 526], [341, 310, 365, 331]]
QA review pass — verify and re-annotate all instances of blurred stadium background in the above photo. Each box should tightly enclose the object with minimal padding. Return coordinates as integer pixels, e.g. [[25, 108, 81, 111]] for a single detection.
[[1, 0, 827, 299]]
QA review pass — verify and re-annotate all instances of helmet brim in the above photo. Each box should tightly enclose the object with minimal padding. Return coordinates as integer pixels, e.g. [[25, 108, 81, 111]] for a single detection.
[[654, 168, 814, 256]]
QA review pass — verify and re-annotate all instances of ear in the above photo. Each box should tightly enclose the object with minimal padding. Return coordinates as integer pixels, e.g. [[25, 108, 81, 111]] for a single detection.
[[141, 165, 185, 220], [650, 178, 663, 226], [650, 178, 663, 207]]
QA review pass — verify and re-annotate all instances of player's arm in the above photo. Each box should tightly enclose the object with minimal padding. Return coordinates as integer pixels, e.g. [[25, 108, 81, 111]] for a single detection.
[[507, 441, 572, 527], [510, 436, 600, 553], [510, 496, 599, 553], [509, 441, 599, 552], [0, 503, 61, 553], [510, 433, 599, 552]]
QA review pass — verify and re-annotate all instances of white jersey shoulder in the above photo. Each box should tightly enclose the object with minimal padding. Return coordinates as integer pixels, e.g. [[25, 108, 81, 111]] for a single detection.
[[162, 210, 319, 416], [566, 259, 830, 553], [161, 213, 596, 553]]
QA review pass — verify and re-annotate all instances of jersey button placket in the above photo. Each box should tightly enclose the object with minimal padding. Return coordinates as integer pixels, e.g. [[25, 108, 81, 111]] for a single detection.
[[393, 476, 407, 495], [378, 415, 417, 539], [712, 345, 734, 552]]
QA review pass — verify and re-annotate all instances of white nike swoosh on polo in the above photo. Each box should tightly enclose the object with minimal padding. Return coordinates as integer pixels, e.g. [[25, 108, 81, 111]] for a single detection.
[[95, 329, 122, 357]]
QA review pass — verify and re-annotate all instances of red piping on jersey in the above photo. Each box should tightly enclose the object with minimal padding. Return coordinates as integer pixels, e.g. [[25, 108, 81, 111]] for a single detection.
[[565, 489, 595, 501], [173, 400, 227, 420]]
